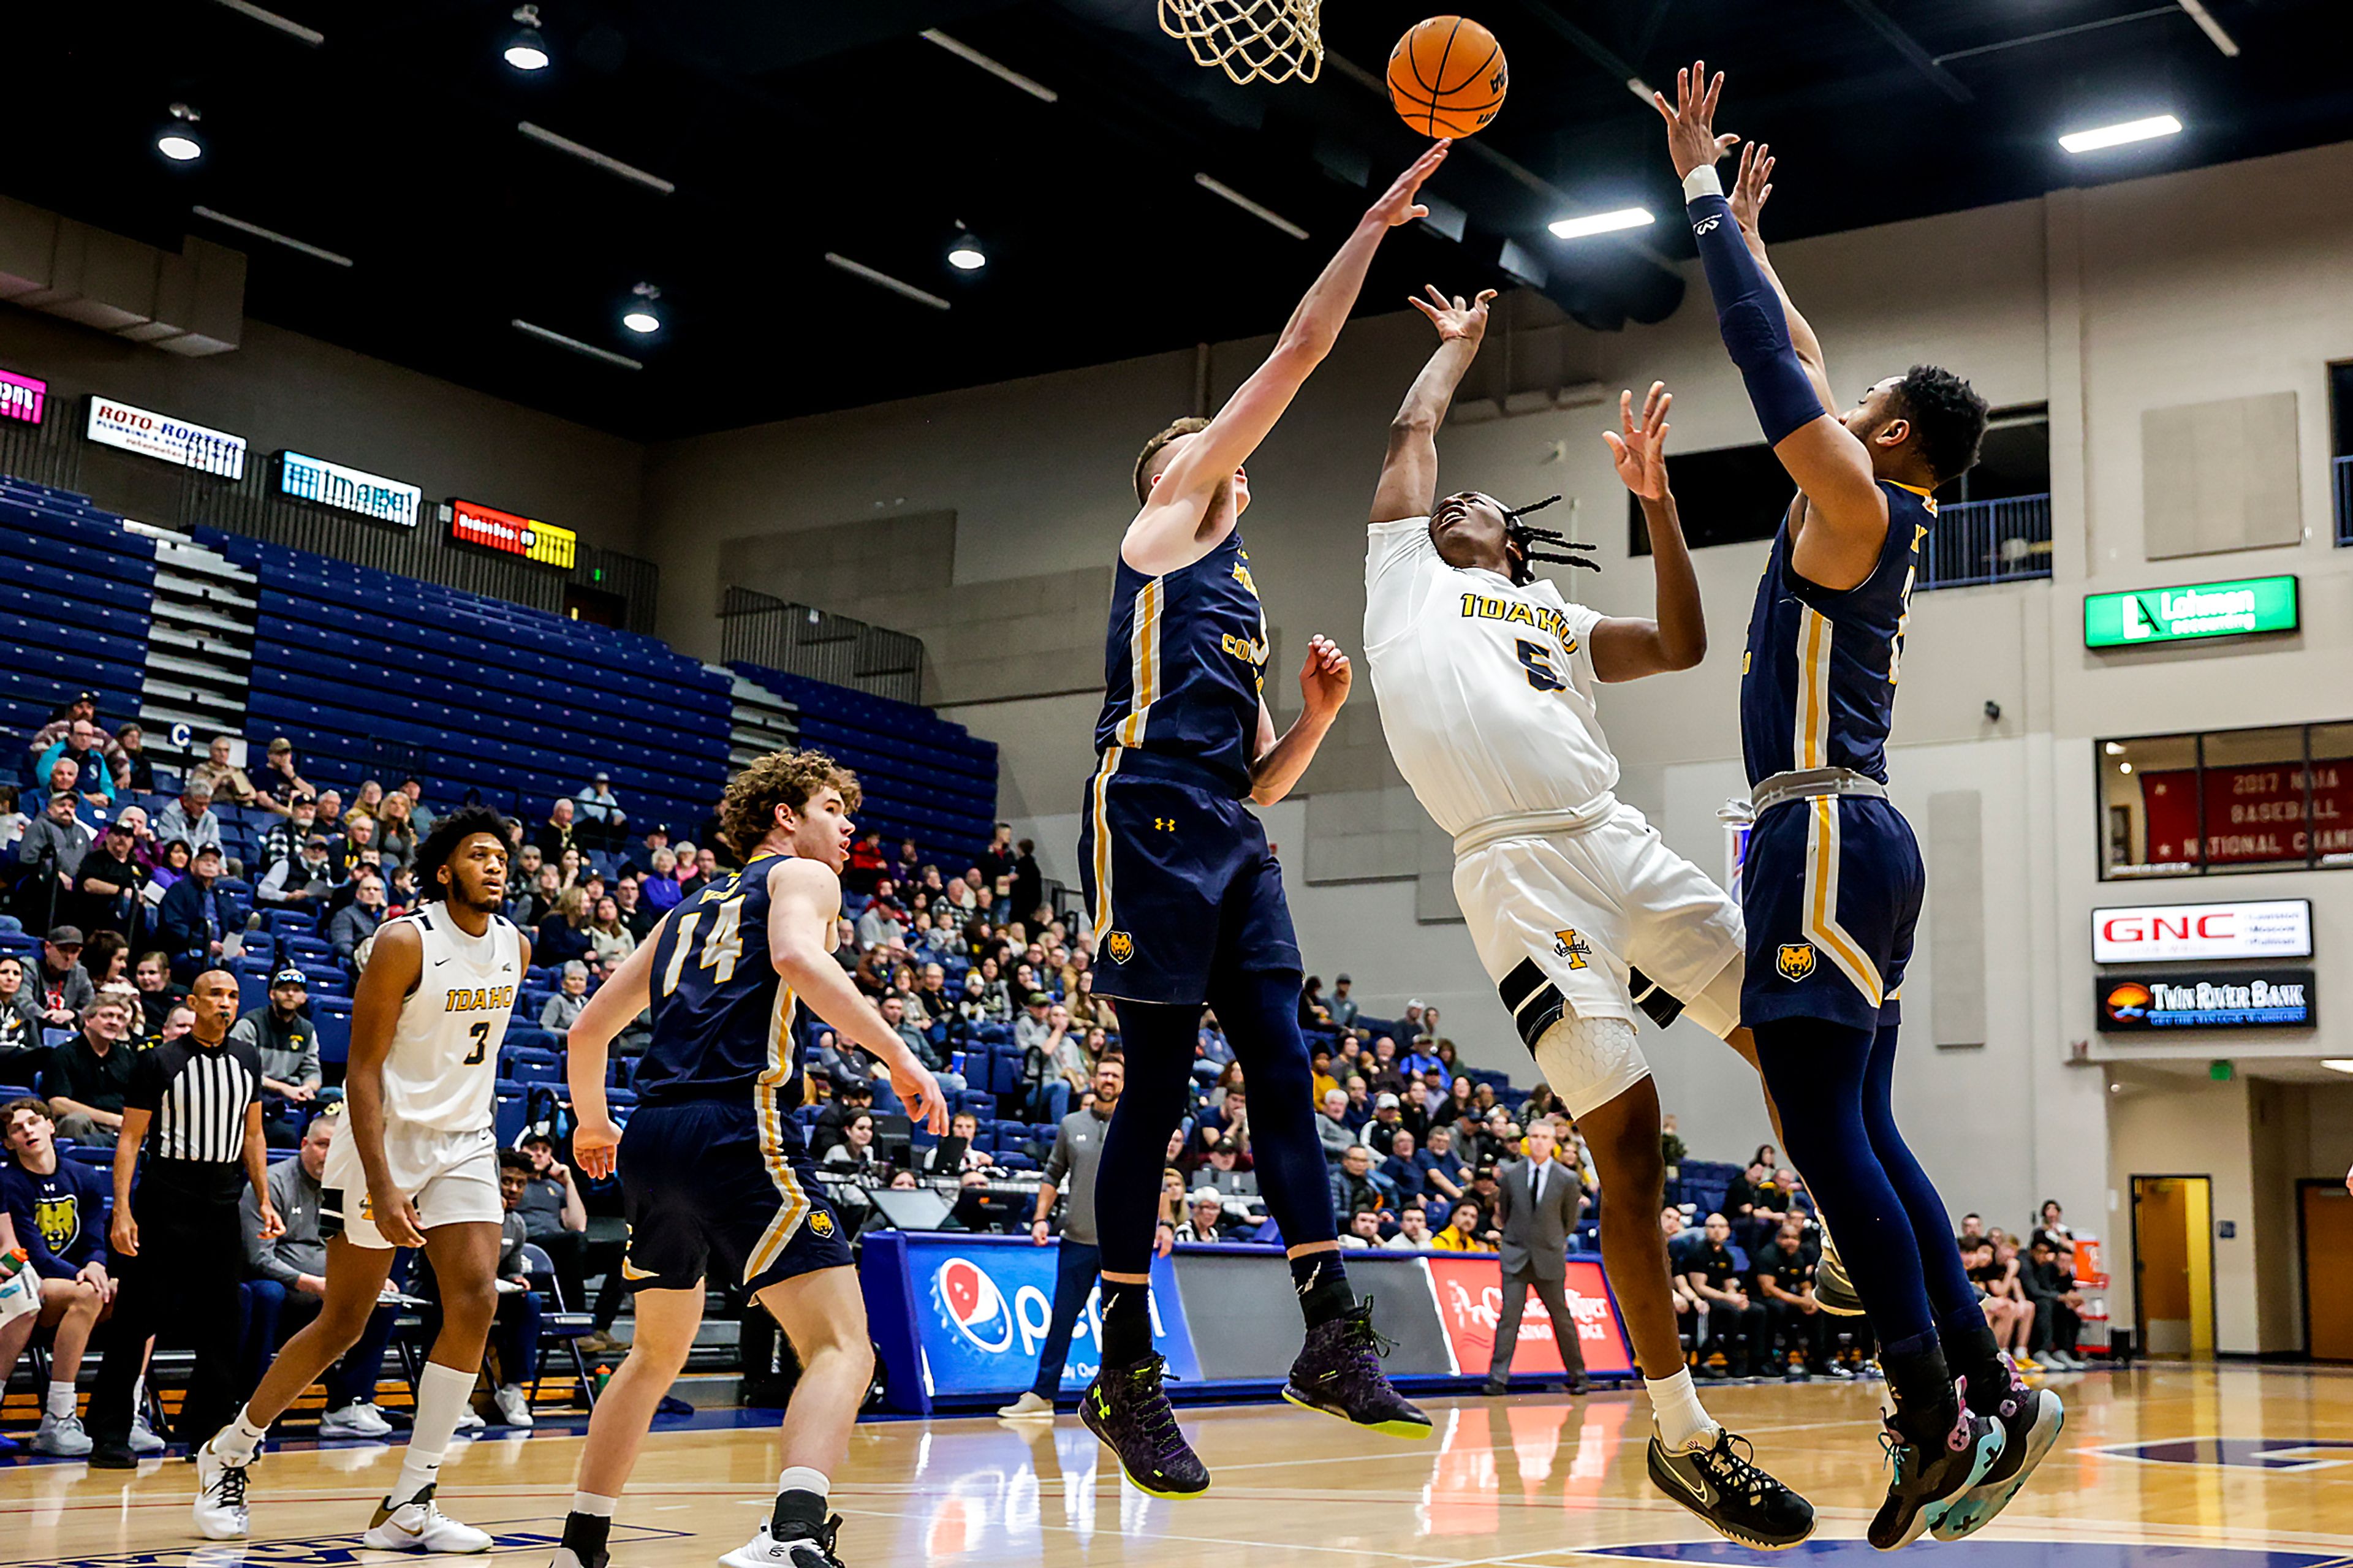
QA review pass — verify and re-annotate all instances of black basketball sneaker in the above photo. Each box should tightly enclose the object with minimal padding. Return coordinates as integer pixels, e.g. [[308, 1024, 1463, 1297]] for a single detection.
[[1814, 1233, 1865, 1317], [1646, 1428, 1817, 1550], [1081, 1356, 1211, 1498], [1933, 1356, 2066, 1540], [1868, 1382, 2006, 1550], [1281, 1300, 1431, 1439]]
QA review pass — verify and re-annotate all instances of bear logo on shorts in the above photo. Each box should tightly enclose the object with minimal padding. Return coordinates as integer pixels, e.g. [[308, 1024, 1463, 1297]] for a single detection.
[[1105, 931, 1136, 964], [808, 1210, 836, 1238], [1776, 943, 1817, 982]]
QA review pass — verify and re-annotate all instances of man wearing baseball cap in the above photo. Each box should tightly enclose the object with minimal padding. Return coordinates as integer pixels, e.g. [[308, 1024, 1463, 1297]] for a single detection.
[[229, 970, 324, 1148], [72, 820, 143, 936]]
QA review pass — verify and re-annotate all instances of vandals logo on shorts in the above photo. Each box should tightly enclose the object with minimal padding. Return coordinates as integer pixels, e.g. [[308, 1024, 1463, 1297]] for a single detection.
[[1776, 943, 1817, 982], [358, 1192, 375, 1220], [1105, 931, 1135, 964], [807, 1210, 836, 1238], [1552, 929, 1592, 970]]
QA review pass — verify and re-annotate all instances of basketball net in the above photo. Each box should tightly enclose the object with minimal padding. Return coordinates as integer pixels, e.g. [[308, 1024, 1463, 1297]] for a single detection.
[[1159, 0, 1323, 85]]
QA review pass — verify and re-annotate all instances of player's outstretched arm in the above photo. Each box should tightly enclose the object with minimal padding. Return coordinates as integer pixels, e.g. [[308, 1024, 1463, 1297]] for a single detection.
[[1656, 64, 1887, 585], [1248, 635, 1351, 806], [347, 920, 429, 1248], [1592, 384, 1708, 680], [1371, 286, 1496, 523], [1728, 142, 1832, 415], [1127, 143, 1451, 574], [767, 858, 948, 1133], [565, 930, 662, 1180]]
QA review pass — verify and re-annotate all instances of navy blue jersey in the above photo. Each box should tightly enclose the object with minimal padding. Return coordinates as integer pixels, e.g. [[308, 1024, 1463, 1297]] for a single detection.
[[0, 1156, 108, 1277], [1093, 529, 1270, 798], [1740, 482, 1938, 787], [633, 853, 807, 1150]]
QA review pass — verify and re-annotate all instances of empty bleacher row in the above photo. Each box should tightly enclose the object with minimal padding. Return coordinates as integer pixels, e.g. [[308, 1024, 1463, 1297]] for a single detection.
[[732, 662, 996, 868], [0, 476, 156, 754], [202, 529, 733, 832]]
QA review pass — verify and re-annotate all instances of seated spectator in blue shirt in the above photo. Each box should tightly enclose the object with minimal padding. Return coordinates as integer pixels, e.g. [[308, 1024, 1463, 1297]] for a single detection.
[[1398, 1036, 1444, 1080], [574, 774, 627, 851], [330, 873, 385, 966], [1414, 1124, 1471, 1205], [1380, 1126, 1428, 1200], [535, 887, 593, 970], [0, 1096, 119, 1455], [33, 719, 118, 805], [156, 845, 227, 982], [1327, 974, 1360, 1031], [1341, 1075, 1374, 1132]]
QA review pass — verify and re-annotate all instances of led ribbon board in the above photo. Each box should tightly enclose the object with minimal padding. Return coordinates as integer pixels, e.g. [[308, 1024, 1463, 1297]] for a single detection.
[[0, 369, 45, 425], [278, 450, 420, 528], [86, 395, 247, 479], [448, 496, 577, 570], [2096, 968, 2315, 1032], [2083, 575, 2298, 648]]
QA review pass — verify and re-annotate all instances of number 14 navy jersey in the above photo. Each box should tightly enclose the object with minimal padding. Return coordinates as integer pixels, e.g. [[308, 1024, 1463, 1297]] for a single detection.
[[633, 854, 806, 1142]]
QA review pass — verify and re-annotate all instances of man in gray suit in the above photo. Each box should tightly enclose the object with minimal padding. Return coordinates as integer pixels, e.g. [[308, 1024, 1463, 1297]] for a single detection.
[[1483, 1118, 1591, 1396]]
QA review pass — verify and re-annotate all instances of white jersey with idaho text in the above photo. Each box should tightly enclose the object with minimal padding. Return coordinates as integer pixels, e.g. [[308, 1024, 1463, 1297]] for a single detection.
[[1363, 515, 1618, 838], [380, 904, 522, 1135]]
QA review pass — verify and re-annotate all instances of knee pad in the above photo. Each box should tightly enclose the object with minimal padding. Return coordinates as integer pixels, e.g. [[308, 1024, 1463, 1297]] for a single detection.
[[1530, 1011, 1647, 1121]]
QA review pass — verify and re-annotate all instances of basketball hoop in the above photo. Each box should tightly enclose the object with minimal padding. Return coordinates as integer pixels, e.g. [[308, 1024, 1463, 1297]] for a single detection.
[[1159, 0, 1324, 85]]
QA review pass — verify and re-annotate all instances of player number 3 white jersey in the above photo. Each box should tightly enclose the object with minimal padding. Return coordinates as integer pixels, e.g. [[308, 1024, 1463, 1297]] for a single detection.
[[1363, 515, 1618, 838], [380, 905, 523, 1135]]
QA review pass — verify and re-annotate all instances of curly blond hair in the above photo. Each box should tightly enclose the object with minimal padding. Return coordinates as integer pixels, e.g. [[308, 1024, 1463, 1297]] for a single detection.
[[718, 749, 862, 857]]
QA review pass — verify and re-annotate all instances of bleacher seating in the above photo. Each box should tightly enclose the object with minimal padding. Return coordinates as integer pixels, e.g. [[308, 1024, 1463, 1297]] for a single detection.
[[0, 476, 157, 762], [731, 663, 997, 871], [202, 529, 733, 833]]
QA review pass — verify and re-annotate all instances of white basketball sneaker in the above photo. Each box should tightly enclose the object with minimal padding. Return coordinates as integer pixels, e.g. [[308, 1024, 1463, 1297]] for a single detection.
[[362, 1485, 493, 1553], [720, 1517, 846, 1568], [192, 1437, 254, 1540]]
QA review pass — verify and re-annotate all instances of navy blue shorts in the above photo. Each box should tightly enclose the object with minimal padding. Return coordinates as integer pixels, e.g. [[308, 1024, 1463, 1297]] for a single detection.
[[1740, 794, 1921, 1033], [1077, 751, 1302, 1006], [617, 1095, 851, 1294]]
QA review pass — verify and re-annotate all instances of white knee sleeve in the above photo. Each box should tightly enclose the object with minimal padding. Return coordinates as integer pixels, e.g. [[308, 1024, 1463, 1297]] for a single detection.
[[1531, 1011, 1651, 1121]]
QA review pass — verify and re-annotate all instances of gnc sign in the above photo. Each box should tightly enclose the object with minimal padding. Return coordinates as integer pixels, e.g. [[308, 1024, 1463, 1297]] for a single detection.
[[2090, 899, 2311, 964]]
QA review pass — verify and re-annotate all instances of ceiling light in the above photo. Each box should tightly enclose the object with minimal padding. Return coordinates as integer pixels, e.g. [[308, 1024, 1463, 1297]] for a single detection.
[[518, 122, 675, 194], [504, 6, 551, 71], [2118, 762, 2133, 774], [1194, 174, 1308, 240], [919, 29, 1058, 103], [192, 206, 354, 267], [512, 319, 642, 369], [1548, 207, 1654, 240], [947, 225, 985, 272], [157, 104, 205, 164], [2104, 741, 2126, 755], [621, 282, 661, 335], [2322, 1060, 2353, 1076], [824, 253, 950, 311], [2059, 115, 2182, 154]]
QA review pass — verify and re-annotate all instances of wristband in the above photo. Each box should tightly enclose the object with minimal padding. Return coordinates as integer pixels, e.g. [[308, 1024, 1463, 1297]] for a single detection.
[[1682, 165, 1724, 202]]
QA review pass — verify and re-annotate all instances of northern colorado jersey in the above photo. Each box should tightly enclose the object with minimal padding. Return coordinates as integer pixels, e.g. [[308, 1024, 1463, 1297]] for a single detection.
[[635, 854, 806, 1146], [1739, 482, 1938, 787], [1094, 528, 1270, 798], [1362, 515, 1613, 837]]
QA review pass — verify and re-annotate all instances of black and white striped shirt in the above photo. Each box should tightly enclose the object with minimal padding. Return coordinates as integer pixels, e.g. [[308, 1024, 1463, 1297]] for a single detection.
[[127, 1035, 262, 1165]]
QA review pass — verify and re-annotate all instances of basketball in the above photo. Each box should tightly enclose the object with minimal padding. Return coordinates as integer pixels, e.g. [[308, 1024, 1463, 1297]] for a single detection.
[[1388, 16, 1508, 140]]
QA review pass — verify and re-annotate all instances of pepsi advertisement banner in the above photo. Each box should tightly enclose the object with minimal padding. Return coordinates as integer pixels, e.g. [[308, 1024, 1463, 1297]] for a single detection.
[[2096, 968, 2315, 1032], [908, 1237, 1198, 1398]]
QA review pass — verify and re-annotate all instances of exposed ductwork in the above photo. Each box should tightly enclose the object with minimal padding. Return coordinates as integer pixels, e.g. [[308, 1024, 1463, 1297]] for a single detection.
[[0, 195, 246, 357]]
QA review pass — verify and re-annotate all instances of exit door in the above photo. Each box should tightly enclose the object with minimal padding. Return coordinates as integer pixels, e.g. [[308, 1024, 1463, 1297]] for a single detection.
[[2302, 1181, 2353, 1362], [2132, 1175, 2215, 1358]]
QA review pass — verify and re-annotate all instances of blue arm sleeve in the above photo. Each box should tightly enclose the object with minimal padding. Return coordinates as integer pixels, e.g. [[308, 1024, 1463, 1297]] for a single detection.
[[1686, 191, 1827, 445]]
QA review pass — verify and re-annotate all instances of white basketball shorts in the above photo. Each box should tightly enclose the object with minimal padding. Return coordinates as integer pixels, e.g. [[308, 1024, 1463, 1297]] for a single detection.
[[322, 1123, 502, 1249], [1454, 801, 1745, 1117]]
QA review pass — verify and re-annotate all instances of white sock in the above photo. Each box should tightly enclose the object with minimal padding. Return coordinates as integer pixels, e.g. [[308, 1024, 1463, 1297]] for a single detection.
[[393, 1362, 477, 1502], [132, 1377, 147, 1420], [571, 1491, 617, 1517], [216, 1405, 270, 1464], [1646, 1368, 1720, 1453], [776, 1466, 830, 1499], [47, 1381, 76, 1418]]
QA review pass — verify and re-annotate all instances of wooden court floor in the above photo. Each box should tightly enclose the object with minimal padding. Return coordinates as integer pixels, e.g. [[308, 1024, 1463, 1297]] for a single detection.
[[7, 1363, 2353, 1566]]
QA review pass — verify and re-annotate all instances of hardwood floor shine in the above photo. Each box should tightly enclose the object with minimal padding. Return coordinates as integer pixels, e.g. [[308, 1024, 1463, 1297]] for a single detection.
[[7, 1365, 2352, 1566]]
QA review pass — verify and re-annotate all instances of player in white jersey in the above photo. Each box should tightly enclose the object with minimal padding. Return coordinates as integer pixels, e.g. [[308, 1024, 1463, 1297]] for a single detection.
[[1361, 289, 1813, 1550], [193, 806, 527, 1550]]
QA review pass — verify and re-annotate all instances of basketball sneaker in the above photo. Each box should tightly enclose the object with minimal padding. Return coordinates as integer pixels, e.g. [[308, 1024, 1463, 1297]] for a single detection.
[[1813, 1237, 1864, 1317], [32, 1410, 93, 1456], [1867, 1382, 2006, 1551], [362, 1484, 492, 1551], [720, 1517, 847, 1568], [1933, 1357, 2066, 1541], [1646, 1428, 1816, 1550], [1281, 1301, 1431, 1439], [191, 1437, 252, 1540], [1080, 1355, 1210, 1498]]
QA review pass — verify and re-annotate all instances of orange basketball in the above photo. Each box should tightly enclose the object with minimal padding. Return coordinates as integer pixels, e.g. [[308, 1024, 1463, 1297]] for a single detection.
[[1387, 17, 1508, 140]]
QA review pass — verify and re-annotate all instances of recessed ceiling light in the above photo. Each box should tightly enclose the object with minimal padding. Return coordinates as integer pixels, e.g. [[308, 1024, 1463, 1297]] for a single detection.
[[2104, 741, 2126, 755], [2118, 762, 2133, 774], [504, 5, 551, 71], [621, 282, 661, 334], [2059, 115, 2181, 154], [947, 226, 986, 271], [1548, 208, 1654, 240], [157, 104, 205, 164]]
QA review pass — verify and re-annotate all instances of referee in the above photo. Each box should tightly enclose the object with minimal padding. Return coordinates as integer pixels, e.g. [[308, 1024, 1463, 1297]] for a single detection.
[[86, 969, 281, 1466]]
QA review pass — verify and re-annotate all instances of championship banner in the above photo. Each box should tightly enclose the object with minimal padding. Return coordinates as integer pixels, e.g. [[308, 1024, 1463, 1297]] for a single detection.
[[1423, 1256, 1634, 1377], [2139, 760, 2352, 866], [909, 1238, 1196, 1398]]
